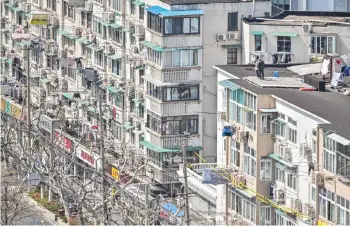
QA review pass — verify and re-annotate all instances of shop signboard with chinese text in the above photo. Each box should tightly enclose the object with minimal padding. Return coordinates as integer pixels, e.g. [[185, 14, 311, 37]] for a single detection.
[[75, 144, 101, 169], [54, 131, 73, 153]]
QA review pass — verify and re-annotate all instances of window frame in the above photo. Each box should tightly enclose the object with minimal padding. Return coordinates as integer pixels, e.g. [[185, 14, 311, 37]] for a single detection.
[[243, 145, 257, 177], [310, 36, 335, 55], [227, 48, 237, 64], [260, 206, 271, 225], [230, 139, 240, 167], [227, 12, 238, 31], [164, 49, 199, 68], [260, 159, 272, 181], [277, 36, 291, 53], [163, 17, 200, 35], [254, 35, 262, 51]]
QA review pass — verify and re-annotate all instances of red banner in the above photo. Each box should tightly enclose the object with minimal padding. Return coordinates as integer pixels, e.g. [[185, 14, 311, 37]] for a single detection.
[[55, 132, 73, 152], [80, 150, 95, 167]]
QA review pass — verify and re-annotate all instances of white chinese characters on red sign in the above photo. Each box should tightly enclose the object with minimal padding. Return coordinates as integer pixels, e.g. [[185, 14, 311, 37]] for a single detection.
[[80, 150, 95, 167]]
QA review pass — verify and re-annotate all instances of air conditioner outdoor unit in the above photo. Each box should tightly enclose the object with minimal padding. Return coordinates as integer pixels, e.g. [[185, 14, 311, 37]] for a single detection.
[[227, 32, 238, 40], [75, 27, 82, 37], [302, 23, 312, 33], [216, 33, 227, 42], [108, 45, 115, 55], [50, 16, 58, 26]]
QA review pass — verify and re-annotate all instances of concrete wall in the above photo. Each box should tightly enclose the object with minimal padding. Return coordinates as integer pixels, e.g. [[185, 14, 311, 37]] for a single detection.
[[274, 98, 329, 205], [243, 22, 350, 64]]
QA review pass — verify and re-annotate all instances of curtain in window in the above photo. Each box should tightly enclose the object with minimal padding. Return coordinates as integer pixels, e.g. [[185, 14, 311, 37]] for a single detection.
[[173, 50, 180, 67], [181, 50, 190, 66], [191, 18, 199, 33], [164, 19, 172, 34]]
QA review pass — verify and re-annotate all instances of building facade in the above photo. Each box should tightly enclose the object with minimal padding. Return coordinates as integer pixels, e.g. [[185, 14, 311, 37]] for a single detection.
[[242, 11, 350, 64], [213, 64, 350, 226]]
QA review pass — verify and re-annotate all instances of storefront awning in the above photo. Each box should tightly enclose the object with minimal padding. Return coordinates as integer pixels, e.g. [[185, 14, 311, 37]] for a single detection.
[[109, 23, 122, 29], [251, 31, 264, 35], [76, 37, 91, 45], [87, 44, 103, 51], [141, 41, 164, 52], [59, 30, 77, 40], [16, 41, 31, 47], [217, 80, 240, 91], [63, 93, 73, 99], [272, 32, 298, 37], [268, 153, 295, 168], [107, 53, 122, 60], [107, 86, 119, 93], [123, 122, 135, 130]]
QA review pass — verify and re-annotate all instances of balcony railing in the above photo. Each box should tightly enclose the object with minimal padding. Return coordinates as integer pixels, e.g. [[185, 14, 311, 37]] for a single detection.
[[145, 30, 202, 48], [146, 97, 200, 116], [148, 131, 201, 149], [146, 67, 200, 83], [146, 164, 179, 183]]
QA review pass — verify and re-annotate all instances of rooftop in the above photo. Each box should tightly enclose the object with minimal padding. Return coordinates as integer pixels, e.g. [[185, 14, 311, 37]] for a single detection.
[[215, 65, 350, 140], [160, 0, 268, 5], [244, 11, 350, 26]]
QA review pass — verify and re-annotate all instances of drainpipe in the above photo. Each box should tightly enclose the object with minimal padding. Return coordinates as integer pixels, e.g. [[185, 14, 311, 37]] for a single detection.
[[251, 0, 256, 18], [315, 126, 321, 220]]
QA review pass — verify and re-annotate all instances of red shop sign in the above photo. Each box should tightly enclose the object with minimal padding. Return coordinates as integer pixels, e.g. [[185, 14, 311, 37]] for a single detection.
[[81, 150, 95, 167], [55, 132, 73, 152]]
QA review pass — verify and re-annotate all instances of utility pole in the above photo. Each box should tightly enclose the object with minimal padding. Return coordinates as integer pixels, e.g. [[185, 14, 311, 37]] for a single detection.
[[98, 87, 107, 225], [4, 185, 8, 225], [182, 142, 190, 225], [26, 48, 31, 150], [145, 184, 149, 225], [121, 0, 127, 157]]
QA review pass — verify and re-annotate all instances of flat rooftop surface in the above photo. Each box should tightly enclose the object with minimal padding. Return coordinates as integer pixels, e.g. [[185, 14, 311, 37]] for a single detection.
[[216, 65, 350, 140], [243, 76, 313, 89]]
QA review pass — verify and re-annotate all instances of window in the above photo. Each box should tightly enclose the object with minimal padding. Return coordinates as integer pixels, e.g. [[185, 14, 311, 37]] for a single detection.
[[111, 0, 121, 11], [163, 17, 200, 35], [287, 172, 297, 190], [336, 195, 350, 225], [109, 27, 122, 43], [288, 117, 297, 126], [261, 115, 271, 134], [228, 12, 238, 31], [277, 36, 291, 52], [109, 92, 124, 108], [227, 48, 237, 64], [47, 0, 56, 11], [276, 165, 285, 183], [230, 139, 240, 167], [147, 49, 162, 66], [311, 186, 316, 202], [255, 35, 262, 51], [164, 49, 198, 67], [275, 212, 295, 225], [260, 159, 272, 181], [94, 50, 104, 67], [147, 12, 162, 33], [108, 59, 121, 75], [244, 92, 257, 111], [243, 146, 256, 177], [288, 127, 297, 144], [337, 153, 350, 179], [271, 0, 290, 16], [260, 207, 271, 225], [246, 111, 256, 131], [64, 1, 74, 19], [311, 36, 335, 55], [319, 188, 336, 223], [146, 113, 199, 135], [162, 85, 199, 102], [94, 0, 102, 4], [93, 18, 107, 37], [229, 189, 256, 223], [130, 1, 135, 15], [139, 6, 144, 20], [323, 137, 337, 174], [274, 121, 286, 137]]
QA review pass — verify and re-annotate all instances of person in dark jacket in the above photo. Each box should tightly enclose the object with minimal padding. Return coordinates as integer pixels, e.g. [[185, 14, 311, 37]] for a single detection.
[[258, 58, 265, 80]]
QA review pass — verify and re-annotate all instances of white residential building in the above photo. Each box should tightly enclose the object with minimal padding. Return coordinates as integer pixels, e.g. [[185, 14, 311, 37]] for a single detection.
[[272, 0, 350, 16], [242, 11, 350, 64], [213, 63, 350, 225]]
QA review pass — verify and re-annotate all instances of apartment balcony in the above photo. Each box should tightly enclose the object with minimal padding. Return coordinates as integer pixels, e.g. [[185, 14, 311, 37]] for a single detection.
[[177, 164, 217, 204], [145, 30, 202, 48], [145, 66, 201, 84], [146, 97, 201, 116], [146, 164, 179, 184], [148, 130, 201, 149]]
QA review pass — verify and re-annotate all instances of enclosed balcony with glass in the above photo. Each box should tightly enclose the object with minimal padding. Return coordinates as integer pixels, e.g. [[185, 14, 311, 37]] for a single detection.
[[144, 5, 203, 48]]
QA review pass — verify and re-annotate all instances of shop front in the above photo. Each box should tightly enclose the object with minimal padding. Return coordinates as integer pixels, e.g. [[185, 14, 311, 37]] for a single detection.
[[75, 144, 101, 190]]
